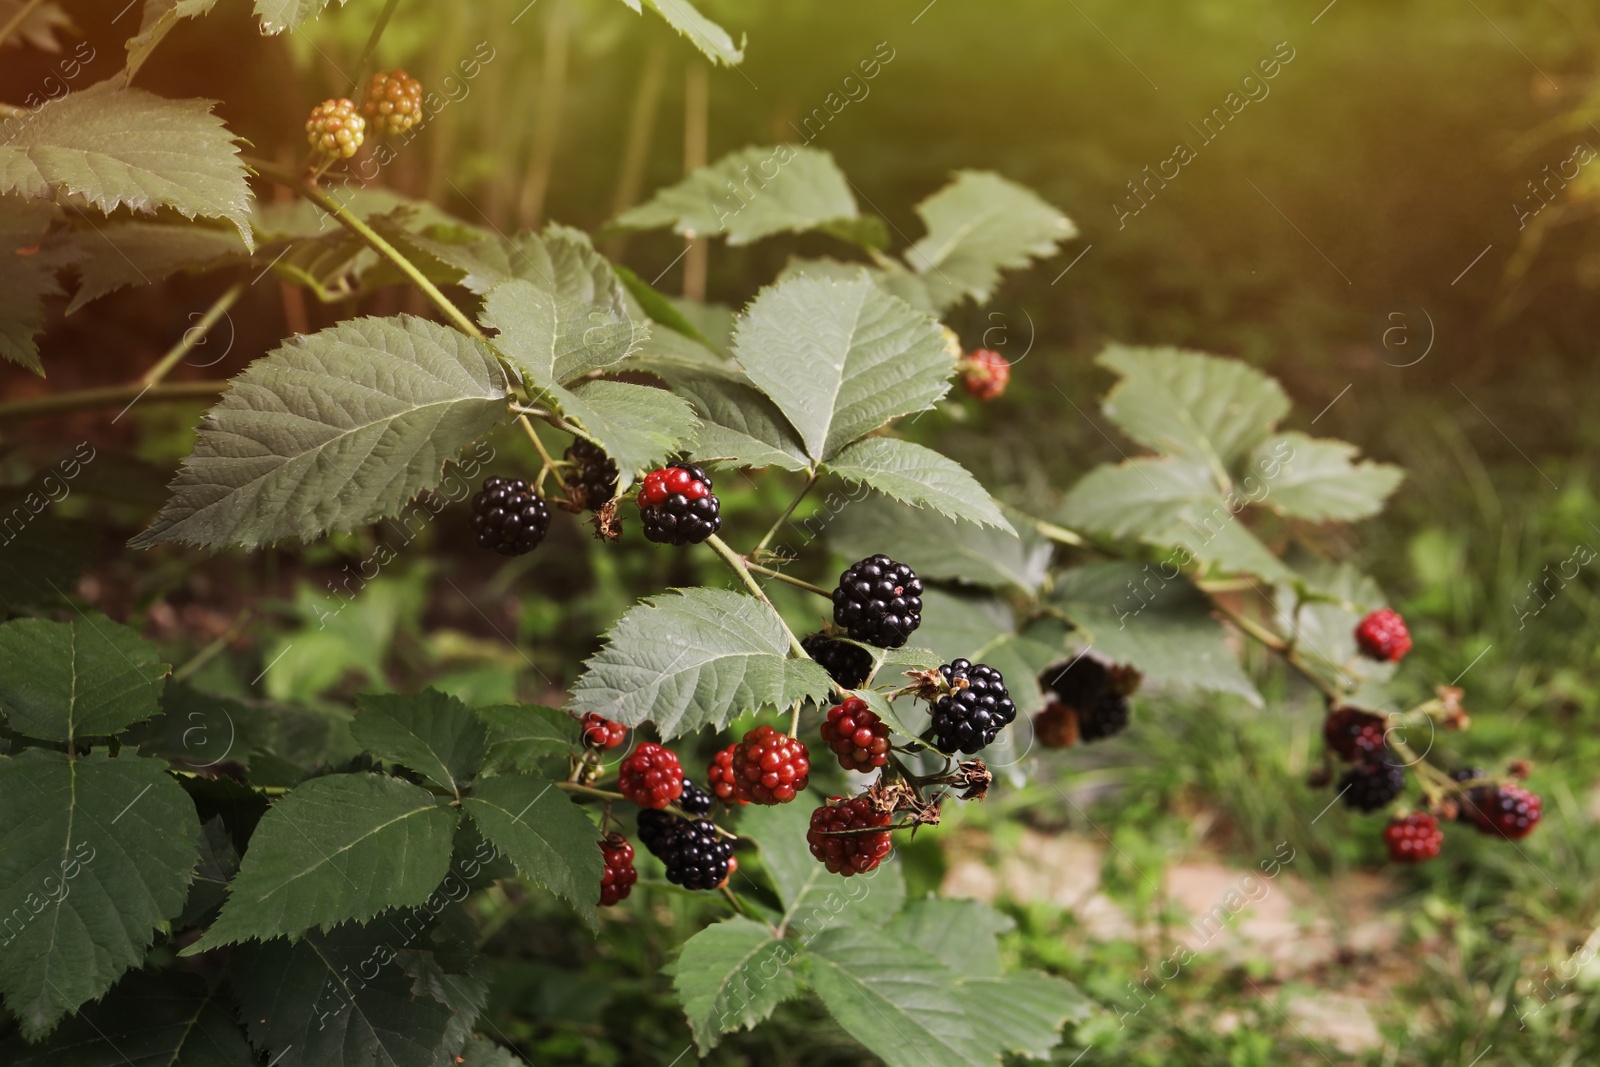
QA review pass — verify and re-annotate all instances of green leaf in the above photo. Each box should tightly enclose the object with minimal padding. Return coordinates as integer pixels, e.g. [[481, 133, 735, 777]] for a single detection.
[[732, 274, 953, 463], [253, 0, 345, 34], [1273, 559, 1386, 669], [123, 0, 221, 83], [1052, 562, 1262, 706], [903, 171, 1076, 309], [131, 315, 509, 551], [458, 1036, 527, 1066], [615, 146, 856, 245], [1248, 432, 1404, 522], [674, 918, 804, 1053], [354, 690, 489, 797], [177, 816, 240, 927], [779, 257, 939, 313], [0, 750, 202, 1040], [888, 898, 1011, 976], [188, 773, 457, 952], [570, 588, 830, 739], [806, 925, 981, 1067], [0, 970, 257, 1066], [959, 973, 1088, 1061], [1098, 345, 1290, 477], [614, 264, 719, 348], [64, 219, 246, 313], [0, 614, 168, 743], [619, 0, 744, 66], [231, 918, 482, 1067], [1058, 458, 1293, 582], [0, 195, 64, 373], [0, 82, 253, 246], [556, 379, 699, 482], [480, 277, 644, 387], [824, 438, 1012, 531], [740, 803, 905, 933], [646, 359, 809, 471], [461, 773, 603, 931], [478, 704, 581, 770], [831, 496, 1051, 592]]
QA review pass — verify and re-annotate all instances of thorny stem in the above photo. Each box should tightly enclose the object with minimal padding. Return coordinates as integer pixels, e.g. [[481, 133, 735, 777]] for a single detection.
[[0, 0, 47, 52], [139, 282, 246, 388], [743, 562, 831, 599], [704, 534, 809, 659], [753, 472, 819, 557]]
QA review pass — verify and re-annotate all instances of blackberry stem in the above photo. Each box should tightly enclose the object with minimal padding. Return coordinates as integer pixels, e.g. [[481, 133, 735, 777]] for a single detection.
[[554, 781, 738, 838], [704, 535, 809, 659], [744, 562, 831, 598], [753, 471, 819, 556], [351, 0, 403, 91], [517, 416, 568, 492]]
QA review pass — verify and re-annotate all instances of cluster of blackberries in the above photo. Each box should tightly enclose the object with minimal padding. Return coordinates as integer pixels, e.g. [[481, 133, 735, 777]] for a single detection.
[[470, 477, 552, 556], [1034, 657, 1136, 747], [637, 463, 721, 545], [930, 659, 1016, 754]]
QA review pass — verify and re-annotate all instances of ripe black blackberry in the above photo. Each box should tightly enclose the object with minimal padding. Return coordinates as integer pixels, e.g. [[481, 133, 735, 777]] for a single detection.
[[832, 555, 923, 649], [802, 632, 874, 690], [471, 477, 551, 556], [637, 463, 721, 545], [660, 819, 733, 890], [1338, 752, 1406, 812], [635, 808, 679, 859], [1323, 707, 1387, 762], [1040, 657, 1132, 742], [564, 438, 618, 511], [930, 659, 1017, 754], [677, 780, 714, 817]]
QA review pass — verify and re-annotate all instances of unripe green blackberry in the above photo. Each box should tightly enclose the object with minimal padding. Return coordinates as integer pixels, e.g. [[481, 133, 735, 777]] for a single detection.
[[306, 98, 366, 159]]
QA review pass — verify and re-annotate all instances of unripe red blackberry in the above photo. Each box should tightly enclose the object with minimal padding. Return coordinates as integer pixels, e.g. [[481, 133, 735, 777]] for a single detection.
[[1383, 812, 1443, 863], [819, 697, 890, 772], [1338, 751, 1406, 812], [361, 69, 424, 136], [1461, 783, 1542, 840], [306, 98, 366, 159], [807, 795, 893, 876], [1323, 707, 1387, 762], [730, 724, 810, 804], [637, 463, 720, 545], [832, 555, 923, 649], [930, 659, 1016, 755], [580, 713, 626, 750], [471, 477, 551, 556], [617, 742, 683, 810], [960, 348, 1011, 402], [801, 632, 874, 691], [1354, 607, 1412, 662], [598, 834, 637, 906], [564, 438, 619, 511], [707, 744, 746, 806]]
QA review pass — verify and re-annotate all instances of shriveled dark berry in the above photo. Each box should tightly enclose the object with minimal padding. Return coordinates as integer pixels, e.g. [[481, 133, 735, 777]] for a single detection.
[[802, 632, 875, 691], [930, 659, 1016, 755], [832, 555, 923, 649], [471, 476, 552, 556]]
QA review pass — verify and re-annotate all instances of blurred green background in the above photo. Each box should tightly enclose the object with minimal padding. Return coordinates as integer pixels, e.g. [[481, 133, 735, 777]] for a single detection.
[[3, 0, 1598, 1063]]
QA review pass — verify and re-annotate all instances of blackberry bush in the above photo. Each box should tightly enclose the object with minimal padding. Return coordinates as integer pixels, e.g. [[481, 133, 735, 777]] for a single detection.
[[1, 15, 1540, 1061]]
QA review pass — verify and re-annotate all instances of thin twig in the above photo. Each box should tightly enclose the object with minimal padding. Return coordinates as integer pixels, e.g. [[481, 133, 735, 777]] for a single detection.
[[350, 0, 403, 91], [0, 382, 226, 424], [744, 562, 831, 599], [140, 281, 246, 388], [704, 534, 809, 658], [753, 471, 818, 556], [0, 0, 48, 52]]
